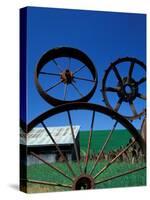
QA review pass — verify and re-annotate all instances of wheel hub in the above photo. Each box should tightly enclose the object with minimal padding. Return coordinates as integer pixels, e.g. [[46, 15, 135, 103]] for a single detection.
[[61, 69, 74, 84], [117, 77, 138, 102], [72, 174, 95, 190]]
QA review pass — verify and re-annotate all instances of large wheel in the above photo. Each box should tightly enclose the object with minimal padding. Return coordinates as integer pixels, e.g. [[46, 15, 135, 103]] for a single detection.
[[101, 57, 146, 120], [140, 116, 146, 142], [22, 102, 146, 191], [35, 47, 98, 106]]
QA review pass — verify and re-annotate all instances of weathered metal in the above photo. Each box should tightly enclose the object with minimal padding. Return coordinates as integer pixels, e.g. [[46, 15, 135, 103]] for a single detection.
[[84, 111, 95, 173], [101, 57, 146, 120], [35, 47, 98, 106], [41, 121, 76, 177], [95, 166, 146, 185], [27, 102, 146, 154], [27, 179, 72, 188], [21, 48, 146, 191], [72, 174, 95, 190], [24, 102, 146, 190], [67, 111, 82, 173], [94, 139, 136, 179], [90, 120, 118, 175], [30, 151, 73, 182], [140, 116, 146, 142]]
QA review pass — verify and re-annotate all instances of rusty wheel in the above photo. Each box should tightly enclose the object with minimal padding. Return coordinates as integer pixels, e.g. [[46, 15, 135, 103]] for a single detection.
[[35, 47, 98, 106], [140, 115, 146, 142], [101, 57, 146, 120], [22, 102, 146, 191]]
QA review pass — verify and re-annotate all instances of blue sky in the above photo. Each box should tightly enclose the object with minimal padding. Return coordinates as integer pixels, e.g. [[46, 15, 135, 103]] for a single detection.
[[24, 7, 146, 130]]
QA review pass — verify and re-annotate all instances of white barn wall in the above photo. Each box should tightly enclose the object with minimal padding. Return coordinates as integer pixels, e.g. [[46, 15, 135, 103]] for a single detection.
[[27, 153, 72, 166]]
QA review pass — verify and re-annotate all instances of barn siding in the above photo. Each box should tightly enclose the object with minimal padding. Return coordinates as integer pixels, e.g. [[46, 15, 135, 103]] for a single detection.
[[27, 153, 73, 166], [27, 153, 56, 166]]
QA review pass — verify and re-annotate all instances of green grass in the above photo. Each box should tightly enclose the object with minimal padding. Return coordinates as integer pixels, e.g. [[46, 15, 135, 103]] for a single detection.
[[26, 129, 146, 193], [27, 161, 146, 193]]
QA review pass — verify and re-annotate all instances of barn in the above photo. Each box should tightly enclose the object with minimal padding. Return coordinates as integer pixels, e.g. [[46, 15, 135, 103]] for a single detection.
[[20, 125, 80, 166]]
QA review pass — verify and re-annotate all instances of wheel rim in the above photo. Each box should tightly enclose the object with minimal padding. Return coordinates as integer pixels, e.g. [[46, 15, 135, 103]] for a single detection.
[[140, 115, 146, 142], [22, 102, 146, 191], [35, 47, 98, 106], [101, 57, 146, 120]]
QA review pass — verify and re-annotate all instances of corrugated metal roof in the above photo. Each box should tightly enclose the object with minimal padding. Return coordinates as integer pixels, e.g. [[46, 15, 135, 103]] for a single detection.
[[20, 126, 80, 146]]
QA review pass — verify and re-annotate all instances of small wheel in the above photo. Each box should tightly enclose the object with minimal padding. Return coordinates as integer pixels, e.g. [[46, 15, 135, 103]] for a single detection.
[[35, 47, 98, 106], [22, 102, 146, 191], [101, 57, 146, 120]]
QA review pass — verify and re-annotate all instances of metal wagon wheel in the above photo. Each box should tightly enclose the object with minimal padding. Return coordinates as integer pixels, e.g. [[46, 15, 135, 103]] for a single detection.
[[101, 57, 146, 120], [24, 102, 146, 191], [140, 115, 146, 142], [35, 47, 98, 106]]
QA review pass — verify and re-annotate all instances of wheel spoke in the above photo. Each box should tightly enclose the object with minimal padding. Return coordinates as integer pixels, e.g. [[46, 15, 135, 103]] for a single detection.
[[26, 179, 72, 188], [64, 84, 68, 100], [73, 76, 96, 83], [129, 101, 138, 116], [94, 139, 135, 179], [53, 59, 63, 72], [137, 77, 146, 85], [90, 121, 118, 175], [128, 61, 135, 81], [105, 87, 120, 92], [39, 72, 61, 77], [112, 65, 123, 85], [41, 121, 76, 177], [30, 152, 73, 182], [71, 83, 84, 97], [95, 166, 146, 185], [137, 93, 146, 100], [73, 65, 86, 75], [67, 57, 71, 69], [45, 80, 62, 92], [114, 97, 123, 112], [67, 111, 82, 173], [84, 111, 95, 173]]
